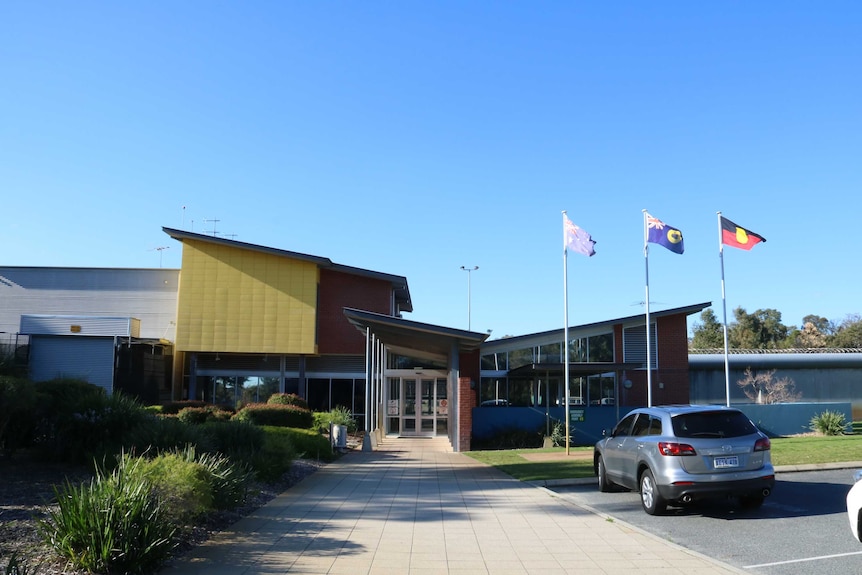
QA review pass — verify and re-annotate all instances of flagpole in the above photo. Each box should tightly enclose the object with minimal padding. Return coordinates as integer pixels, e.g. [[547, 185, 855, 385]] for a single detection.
[[718, 211, 731, 407], [562, 211, 571, 455], [642, 210, 653, 407]]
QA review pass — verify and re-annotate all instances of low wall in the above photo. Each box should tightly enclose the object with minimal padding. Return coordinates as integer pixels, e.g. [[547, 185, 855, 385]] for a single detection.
[[734, 402, 853, 437], [471, 401, 854, 447], [472, 405, 624, 447]]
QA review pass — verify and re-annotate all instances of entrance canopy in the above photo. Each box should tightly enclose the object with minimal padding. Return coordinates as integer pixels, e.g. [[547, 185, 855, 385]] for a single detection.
[[343, 308, 489, 362]]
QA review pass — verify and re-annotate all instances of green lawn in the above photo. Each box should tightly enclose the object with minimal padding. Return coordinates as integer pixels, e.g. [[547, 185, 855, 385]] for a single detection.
[[464, 433, 862, 482]]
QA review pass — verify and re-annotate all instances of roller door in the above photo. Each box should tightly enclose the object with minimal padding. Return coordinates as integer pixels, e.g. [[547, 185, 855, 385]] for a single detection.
[[29, 336, 115, 394]]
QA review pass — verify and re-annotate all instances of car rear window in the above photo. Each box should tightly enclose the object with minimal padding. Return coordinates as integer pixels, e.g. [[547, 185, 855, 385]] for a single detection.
[[671, 411, 758, 438]]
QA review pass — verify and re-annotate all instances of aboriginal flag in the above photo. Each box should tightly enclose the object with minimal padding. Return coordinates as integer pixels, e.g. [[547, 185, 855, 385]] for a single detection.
[[720, 216, 765, 250]]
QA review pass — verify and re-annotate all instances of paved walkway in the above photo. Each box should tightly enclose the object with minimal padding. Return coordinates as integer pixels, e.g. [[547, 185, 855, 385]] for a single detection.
[[162, 437, 745, 574]]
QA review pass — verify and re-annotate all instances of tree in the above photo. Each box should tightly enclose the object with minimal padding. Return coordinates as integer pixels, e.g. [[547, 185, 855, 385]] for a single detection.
[[801, 314, 835, 335], [793, 322, 828, 348], [729, 307, 789, 349], [737, 368, 802, 404], [690, 309, 725, 349], [829, 314, 862, 348]]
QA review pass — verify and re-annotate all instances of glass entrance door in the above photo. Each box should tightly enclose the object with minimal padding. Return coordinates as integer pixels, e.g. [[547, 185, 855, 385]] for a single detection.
[[399, 377, 447, 437]]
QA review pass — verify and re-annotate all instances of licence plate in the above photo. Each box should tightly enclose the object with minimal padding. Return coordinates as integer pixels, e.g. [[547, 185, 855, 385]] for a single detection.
[[713, 455, 739, 469]]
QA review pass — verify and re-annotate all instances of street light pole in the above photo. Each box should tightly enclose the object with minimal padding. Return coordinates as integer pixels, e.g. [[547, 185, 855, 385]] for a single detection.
[[460, 266, 478, 330]]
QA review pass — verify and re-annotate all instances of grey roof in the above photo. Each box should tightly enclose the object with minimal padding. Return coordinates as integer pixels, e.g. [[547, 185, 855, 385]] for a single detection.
[[343, 307, 489, 360], [689, 352, 862, 369], [481, 301, 712, 352], [163, 227, 412, 312]]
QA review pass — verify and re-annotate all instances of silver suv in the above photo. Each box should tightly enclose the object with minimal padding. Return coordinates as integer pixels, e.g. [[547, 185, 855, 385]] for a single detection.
[[594, 405, 775, 515]]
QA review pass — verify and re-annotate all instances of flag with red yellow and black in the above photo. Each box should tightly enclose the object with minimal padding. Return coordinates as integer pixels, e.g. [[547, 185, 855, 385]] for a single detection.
[[720, 216, 765, 250]]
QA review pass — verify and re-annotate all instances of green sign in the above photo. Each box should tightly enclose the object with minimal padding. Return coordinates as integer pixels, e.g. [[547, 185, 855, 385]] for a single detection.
[[570, 409, 585, 423]]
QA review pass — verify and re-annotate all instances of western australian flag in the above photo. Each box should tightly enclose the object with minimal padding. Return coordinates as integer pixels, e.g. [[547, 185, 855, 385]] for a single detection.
[[646, 212, 684, 254]]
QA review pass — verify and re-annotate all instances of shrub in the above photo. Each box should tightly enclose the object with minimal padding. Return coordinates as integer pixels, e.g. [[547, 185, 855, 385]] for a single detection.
[[312, 406, 357, 434], [137, 451, 214, 524], [266, 393, 309, 410], [177, 405, 232, 425], [550, 419, 566, 447], [157, 400, 209, 415], [0, 375, 38, 455], [39, 454, 177, 574], [189, 448, 254, 509], [234, 403, 313, 428], [34, 384, 154, 464], [810, 410, 849, 436], [125, 414, 214, 456], [271, 427, 337, 462], [199, 420, 265, 465], [34, 378, 105, 409], [251, 426, 299, 481]]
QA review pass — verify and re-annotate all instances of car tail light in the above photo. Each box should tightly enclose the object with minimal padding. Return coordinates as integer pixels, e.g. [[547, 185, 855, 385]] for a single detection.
[[658, 442, 697, 456], [754, 437, 771, 452]]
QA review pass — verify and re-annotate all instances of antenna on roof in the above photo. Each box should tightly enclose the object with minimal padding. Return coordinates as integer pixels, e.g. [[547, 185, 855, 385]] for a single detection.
[[204, 218, 220, 236], [150, 246, 170, 267]]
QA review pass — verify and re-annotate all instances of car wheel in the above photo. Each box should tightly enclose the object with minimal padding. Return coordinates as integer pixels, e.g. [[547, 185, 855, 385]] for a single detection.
[[639, 469, 667, 515], [597, 456, 612, 493], [739, 494, 765, 509]]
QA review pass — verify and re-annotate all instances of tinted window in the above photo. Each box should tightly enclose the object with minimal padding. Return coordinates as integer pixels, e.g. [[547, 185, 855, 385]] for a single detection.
[[632, 414, 651, 436], [671, 411, 757, 438], [612, 413, 637, 437]]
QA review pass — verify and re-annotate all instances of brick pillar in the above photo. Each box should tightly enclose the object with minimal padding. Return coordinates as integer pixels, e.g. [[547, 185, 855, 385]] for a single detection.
[[458, 376, 475, 452]]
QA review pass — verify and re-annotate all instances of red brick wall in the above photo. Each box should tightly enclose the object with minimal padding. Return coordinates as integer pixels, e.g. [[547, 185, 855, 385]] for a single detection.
[[654, 314, 691, 405], [318, 269, 393, 354], [458, 376, 474, 452], [616, 315, 692, 406]]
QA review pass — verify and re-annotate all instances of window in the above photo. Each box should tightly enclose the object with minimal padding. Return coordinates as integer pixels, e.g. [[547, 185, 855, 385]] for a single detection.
[[480, 352, 507, 371], [508, 346, 536, 370], [588, 333, 614, 362], [632, 414, 662, 436], [672, 410, 757, 438], [331, 378, 353, 411], [307, 378, 330, 412], [612, 413, 637, 437], [588, 374, 616, 405], [480, 378, 506, 405]]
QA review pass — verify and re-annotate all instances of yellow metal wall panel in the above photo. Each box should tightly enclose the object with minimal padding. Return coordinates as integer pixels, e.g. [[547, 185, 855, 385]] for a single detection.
[[174, 241, 318, 353]]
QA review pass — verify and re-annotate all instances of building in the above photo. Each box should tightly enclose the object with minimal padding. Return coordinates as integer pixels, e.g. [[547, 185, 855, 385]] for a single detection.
[[0, 227, 707, 451]]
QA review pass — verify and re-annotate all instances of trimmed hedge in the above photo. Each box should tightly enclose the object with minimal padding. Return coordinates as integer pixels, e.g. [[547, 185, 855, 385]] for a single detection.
[[158, 400, 210, 415], [266, 393, 309, 410], [177, 405, 233, 425], [234, 403, 313, 428]]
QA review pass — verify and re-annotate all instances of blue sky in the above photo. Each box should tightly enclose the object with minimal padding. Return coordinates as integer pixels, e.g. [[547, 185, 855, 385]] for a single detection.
[[2, 2, 860, 339]]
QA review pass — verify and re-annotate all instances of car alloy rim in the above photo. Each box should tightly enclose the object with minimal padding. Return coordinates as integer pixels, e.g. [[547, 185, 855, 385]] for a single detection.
[[642, 476, 654, 508]]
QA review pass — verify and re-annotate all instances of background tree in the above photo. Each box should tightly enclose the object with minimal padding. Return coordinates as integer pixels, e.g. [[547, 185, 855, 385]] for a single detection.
[[690, 309, 725, 349], [729, 307, 789, 349], [793, 321, 828, 348], [829, 314, 862, 348], [737, 368, 802, 404], [801, 314, 836, 336]]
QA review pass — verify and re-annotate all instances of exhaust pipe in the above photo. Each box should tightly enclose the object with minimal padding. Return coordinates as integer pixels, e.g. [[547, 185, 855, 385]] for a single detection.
[[762, 488, 771, 498], [681, 494, 693, 503]]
